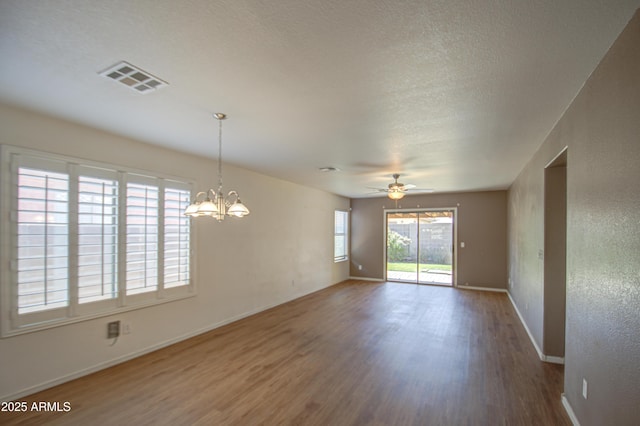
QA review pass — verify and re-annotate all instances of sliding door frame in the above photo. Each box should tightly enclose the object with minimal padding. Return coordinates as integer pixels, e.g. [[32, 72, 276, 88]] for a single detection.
[[383, 207, 458, 287]]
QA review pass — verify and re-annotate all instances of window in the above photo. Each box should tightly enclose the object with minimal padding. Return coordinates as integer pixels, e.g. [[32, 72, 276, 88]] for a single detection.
[[163, 187, 191, 288], [16, 166, 70, 314], [334, 210, 349, 262], [77, 172, 119, 305], [126, 180, 159, 296], [1, 146, 194, 336]]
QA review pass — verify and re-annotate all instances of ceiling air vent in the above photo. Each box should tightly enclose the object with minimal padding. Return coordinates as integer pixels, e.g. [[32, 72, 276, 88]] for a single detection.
[[99, 61, 168, 94]]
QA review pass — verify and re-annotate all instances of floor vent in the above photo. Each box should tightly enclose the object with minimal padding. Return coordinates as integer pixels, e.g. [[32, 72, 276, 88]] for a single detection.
[[99, 61, 168, 94]]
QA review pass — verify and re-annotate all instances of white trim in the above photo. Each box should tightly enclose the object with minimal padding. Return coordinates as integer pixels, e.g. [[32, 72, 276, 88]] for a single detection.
[[334, 210, 349, 262], [561, 394, 581, 426], [348, 280, 508, 291], [0, 283, 330, 401], [507, 292, 565, 364], [508, 291, 545, 360], [3, 144, 194, 183], [382, 207, 458, 286], [349, 276, 384, 282], [544, 145, 569, 169], [2, 293, 196, 338], [457, 285, 507, 293], [452, 209, 458, 287], [544, 355, 565, 364]]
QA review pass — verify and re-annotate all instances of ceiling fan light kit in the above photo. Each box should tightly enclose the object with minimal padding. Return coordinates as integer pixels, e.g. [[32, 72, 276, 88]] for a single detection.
[[384, 173, 414, 200], [387, 189, 405, 200], [184, 113, 250, 221]]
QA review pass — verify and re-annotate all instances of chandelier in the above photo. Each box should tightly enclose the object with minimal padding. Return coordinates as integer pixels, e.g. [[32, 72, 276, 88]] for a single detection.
[[184, 113, 250, 221]]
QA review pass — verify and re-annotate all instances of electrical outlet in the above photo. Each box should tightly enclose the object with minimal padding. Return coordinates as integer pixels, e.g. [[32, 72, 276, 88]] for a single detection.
[[582, 379, 588, 399], [107, 321, 120, 339], [122, 322, 131, 335]]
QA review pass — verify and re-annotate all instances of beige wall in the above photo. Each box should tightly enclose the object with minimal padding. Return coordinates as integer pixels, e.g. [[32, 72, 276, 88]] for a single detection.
[[0, 103, 350, 400], [508, 9, 640, 425], [350, 191, 507, 289]]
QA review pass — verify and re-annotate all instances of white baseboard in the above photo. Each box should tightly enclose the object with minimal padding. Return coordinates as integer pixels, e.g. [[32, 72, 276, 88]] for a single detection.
[[561, 393, 580, 426], [507, 292, 564, 364], [544, 355, 565, 364], [457, 285, 507, 293], [349, 276, 384, 282], [507, 292, 544, 360], [507, 292, 545, 361], [1, 284, 334, 402]]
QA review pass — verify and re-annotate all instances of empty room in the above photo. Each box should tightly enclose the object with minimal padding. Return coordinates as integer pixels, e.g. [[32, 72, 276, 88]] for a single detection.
[[1, 1, 639, 425]]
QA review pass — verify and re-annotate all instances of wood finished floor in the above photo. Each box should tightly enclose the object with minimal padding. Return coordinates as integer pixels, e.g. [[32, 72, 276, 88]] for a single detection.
[[2, 280, 570, 426]]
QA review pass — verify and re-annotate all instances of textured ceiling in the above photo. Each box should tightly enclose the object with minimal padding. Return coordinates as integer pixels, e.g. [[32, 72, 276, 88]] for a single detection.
[[0, 0, 638, 198]]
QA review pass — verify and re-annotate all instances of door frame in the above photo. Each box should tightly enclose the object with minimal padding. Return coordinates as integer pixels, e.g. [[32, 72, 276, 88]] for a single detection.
[[383, 207, 458, 287]]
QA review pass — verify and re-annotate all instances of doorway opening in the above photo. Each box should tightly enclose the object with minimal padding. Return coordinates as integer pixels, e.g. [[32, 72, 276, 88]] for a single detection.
[[385, 209, 456, 286], [543, 148, 567, 364]]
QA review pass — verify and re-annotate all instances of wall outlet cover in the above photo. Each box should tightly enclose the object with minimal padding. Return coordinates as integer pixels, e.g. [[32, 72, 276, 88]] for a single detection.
[[107, 321, 120, 339]]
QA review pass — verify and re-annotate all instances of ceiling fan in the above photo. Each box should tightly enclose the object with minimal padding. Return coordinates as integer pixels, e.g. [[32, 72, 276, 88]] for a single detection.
[[370, 174, 433, 200]]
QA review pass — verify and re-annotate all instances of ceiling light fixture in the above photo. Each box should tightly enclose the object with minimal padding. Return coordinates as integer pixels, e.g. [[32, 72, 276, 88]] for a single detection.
[[369, 174, 433, 198], [387, 188, 405, 200], [387, 174, 409, 200], [184, 113, 250, 221]]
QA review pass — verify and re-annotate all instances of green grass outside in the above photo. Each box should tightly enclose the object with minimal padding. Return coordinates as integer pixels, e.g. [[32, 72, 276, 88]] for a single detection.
[[387, 262, 452, 272]]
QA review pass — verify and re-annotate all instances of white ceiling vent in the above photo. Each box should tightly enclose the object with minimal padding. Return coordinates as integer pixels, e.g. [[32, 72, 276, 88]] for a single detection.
[[99, 61, 168, 94]]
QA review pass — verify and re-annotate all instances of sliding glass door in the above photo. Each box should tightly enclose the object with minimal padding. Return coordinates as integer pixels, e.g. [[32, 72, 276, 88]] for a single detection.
[[386, 209, 455, 286]]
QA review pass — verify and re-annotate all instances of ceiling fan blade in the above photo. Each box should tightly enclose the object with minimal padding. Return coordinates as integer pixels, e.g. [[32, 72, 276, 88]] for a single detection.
[[365, 173, 434, 196], [406, 188, 435, 193]]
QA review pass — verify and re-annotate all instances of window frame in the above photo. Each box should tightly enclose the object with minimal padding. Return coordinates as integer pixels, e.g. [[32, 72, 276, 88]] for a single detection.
[[334, 210, 349, 262], [0, 145, 196, 337]]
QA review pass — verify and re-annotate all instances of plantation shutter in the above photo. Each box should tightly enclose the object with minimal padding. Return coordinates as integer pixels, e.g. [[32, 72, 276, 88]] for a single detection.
[[77, 170, 119, 304], [16, 165, 70, 315], [163, 186, 191, 289], [125, 179, 159, 295], [2, 146, 194, 336]]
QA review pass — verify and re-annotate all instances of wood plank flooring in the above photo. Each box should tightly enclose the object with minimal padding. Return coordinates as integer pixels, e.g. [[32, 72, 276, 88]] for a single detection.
[[1, 280, 570, 425]]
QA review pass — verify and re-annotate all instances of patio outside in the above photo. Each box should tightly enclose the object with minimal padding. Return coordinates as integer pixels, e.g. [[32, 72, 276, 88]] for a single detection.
[[386, 211, 453, 285]]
